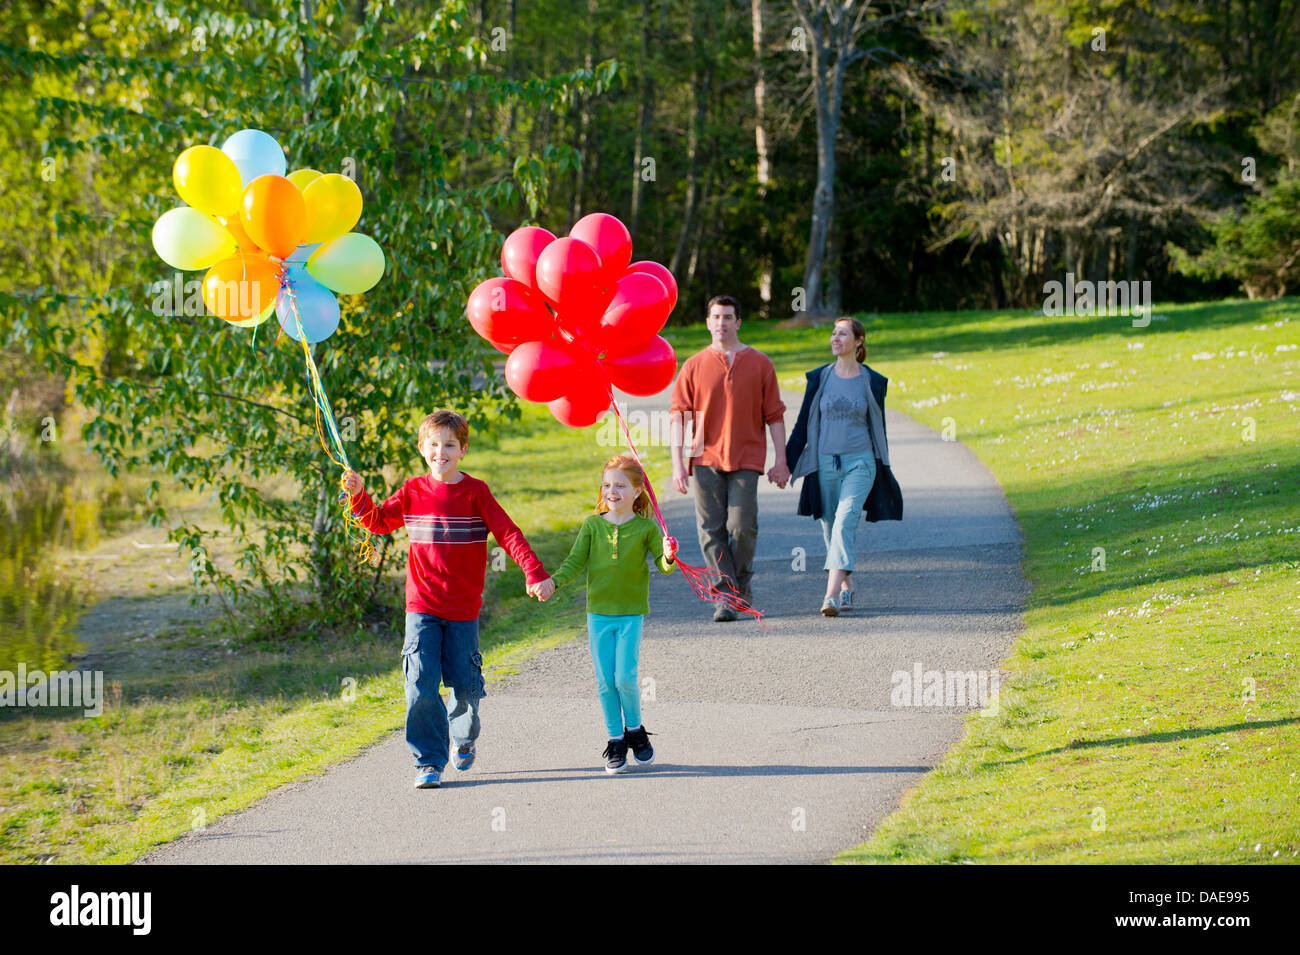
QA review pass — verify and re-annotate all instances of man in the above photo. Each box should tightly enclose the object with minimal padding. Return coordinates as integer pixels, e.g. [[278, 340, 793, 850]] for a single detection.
[[670, 295, 789, 622]]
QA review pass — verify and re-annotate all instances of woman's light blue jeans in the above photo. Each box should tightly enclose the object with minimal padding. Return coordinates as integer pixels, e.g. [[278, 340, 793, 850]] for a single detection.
[[587, 612, 644, 739], [817, 452, 876, 572]]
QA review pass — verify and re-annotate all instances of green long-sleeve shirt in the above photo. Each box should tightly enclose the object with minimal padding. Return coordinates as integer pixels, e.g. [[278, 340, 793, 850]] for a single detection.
[[550, 513, 676, 615]]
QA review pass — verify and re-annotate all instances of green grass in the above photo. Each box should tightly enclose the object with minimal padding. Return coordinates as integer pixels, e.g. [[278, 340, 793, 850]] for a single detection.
[[0, 403, 647, 864], [7, 298, 1296, 864], [711, 299, 1298, 864]]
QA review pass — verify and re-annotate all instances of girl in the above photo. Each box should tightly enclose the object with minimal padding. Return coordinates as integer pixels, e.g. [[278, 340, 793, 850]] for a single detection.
[[534, 455, 678, 773]]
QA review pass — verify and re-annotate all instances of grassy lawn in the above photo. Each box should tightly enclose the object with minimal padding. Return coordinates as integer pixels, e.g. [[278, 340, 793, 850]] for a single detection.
[[718, 299, 1297, 864], [6, 297, 1295, 864], [0, 405, 646, 864]]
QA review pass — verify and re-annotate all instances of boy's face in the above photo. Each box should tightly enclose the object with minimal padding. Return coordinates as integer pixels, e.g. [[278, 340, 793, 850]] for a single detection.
[[420, 426, 467, 482]]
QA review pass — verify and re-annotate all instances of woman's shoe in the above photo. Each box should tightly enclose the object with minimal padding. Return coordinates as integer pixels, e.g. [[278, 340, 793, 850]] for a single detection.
[[838, 589, 854, 610], [821, 595, 839, 616]]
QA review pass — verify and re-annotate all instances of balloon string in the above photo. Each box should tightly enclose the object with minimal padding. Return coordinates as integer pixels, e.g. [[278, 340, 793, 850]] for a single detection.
[[279, 263, 377, 567], [604, 385, 767, 629]]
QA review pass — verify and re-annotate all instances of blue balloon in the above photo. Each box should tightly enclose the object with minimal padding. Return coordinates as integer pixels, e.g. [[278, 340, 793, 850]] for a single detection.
[[221, 129, 287, 186], [276, 265, 340, 343], [285, 242, 322, 263]]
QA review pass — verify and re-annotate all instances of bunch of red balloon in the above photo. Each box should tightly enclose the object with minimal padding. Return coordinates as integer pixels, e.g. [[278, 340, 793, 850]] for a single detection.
[[466, 213, 678, 427]]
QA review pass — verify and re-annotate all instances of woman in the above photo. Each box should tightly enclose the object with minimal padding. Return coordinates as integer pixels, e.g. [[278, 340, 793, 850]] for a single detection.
[[783, 318, 903, 615]]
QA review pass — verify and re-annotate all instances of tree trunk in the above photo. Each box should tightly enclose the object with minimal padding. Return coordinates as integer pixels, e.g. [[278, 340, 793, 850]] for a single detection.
[[752, 0, 773, 317], [630, 0, 655, 236], [802, 52, 842, 317], [300, 0, 315, 121], [670, 4, 703, 280]]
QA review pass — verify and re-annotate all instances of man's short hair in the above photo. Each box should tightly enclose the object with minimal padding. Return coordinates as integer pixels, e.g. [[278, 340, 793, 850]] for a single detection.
[[418, 409, 469, 446], [707, 295, 740, 320]]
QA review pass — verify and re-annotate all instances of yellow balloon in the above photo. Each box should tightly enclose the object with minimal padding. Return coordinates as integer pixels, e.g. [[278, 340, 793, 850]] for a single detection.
[[302, 174, 363, 245], [173, 146, 243, 217], [287, 168, 323, 192]]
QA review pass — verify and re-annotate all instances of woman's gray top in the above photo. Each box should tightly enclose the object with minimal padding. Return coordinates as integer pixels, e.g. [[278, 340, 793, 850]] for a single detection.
[[818, 370, 874, 455]]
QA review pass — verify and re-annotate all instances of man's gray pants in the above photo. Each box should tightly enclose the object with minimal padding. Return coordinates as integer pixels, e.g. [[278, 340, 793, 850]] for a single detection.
[[692, 466, 760, 603]]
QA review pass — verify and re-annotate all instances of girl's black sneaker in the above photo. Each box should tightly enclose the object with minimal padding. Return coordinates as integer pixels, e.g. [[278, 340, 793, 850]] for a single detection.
[[602, 737, 629, 774], [624, 725, 655, 766]]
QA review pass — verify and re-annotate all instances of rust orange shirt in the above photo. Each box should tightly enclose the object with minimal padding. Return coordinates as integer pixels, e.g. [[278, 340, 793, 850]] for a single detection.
[[670, 345, 786, 475]]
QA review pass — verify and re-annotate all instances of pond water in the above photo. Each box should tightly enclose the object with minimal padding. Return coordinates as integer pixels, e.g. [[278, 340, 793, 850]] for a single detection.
[[0, 475, 106, 673]]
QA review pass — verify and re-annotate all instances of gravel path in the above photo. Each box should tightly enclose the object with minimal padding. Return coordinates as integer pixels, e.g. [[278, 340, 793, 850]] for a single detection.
[[142, 385, 1026, 865]]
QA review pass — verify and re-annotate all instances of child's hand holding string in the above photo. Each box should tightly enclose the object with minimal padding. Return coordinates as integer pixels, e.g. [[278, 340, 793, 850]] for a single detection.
[[663, 536, 678, 563], [343, 471, 364, 496]]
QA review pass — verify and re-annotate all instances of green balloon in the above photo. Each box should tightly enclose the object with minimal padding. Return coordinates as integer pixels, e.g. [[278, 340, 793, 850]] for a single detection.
[[306, 233, 385, 295], [151, 207, 236, 271]]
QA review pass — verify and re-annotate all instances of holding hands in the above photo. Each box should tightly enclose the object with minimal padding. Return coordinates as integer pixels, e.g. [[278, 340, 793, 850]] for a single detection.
[[528, 577, 556, 601], [766, 460, 790, 489]]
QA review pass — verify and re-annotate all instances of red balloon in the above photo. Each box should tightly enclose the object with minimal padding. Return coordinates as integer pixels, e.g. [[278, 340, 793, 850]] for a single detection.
[[591, 272, 671, 356], [504, 340, 583, 403], [605, 335, 678, 396], [570, 213, 632, 286], [501, 226, 556, 292], [549, 374, 613, 428], [625, 260, 678, 314], [535, 237, 605, 318], [466, 277, 552, 349]]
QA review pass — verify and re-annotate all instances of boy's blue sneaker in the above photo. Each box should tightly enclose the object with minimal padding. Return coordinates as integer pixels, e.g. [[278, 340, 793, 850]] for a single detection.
[[452, 742, 476, 771], [414, 766, 442, 789]]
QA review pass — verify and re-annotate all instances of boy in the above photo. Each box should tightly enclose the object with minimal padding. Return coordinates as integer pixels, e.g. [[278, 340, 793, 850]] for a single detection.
[[344, 410, 555, 789]]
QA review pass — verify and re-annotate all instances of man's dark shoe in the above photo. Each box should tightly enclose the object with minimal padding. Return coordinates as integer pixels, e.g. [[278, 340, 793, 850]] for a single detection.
[[713, 604, 738, 622]]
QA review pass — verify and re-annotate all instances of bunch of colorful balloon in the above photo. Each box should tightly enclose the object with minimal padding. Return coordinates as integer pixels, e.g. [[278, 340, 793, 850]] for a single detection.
[[151, 128, 385, 342], [149, 128, 386, 563], [465, 213, 678, 427]]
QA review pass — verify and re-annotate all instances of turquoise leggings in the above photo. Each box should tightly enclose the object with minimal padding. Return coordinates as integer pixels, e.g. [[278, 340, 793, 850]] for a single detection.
[[587, 613, 644, 738]]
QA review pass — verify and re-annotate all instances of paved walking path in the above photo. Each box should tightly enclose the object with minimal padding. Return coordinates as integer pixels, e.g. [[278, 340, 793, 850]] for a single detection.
[[143, 386, 1026, 864]]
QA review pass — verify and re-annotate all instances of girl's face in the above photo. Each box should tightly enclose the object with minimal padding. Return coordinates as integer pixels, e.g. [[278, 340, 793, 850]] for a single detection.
[[830, 321, 862, 358], [601, 468, 638, 513]]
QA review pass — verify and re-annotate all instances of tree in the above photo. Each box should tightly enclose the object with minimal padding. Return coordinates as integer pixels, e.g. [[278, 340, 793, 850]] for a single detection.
[[1, 0, 612, 627], [790, 0, 941, 316]]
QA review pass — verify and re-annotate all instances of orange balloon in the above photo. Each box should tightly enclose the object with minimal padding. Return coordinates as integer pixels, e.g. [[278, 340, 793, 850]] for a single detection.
[[202, 253, 281, 322], [240, 175, 306, 259], [218, 214, 265, 254]]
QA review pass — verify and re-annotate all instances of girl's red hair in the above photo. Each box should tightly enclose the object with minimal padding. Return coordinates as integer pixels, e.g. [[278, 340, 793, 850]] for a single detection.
[[596, 455, 653, 518]]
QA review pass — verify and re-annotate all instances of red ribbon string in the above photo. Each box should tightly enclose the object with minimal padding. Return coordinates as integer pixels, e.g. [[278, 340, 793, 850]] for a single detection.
[[605, 386, 767, 628]]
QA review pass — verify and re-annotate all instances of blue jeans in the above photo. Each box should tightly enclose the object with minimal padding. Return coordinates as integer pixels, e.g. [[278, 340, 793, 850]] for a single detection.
[[817, 452, 876, 572], [587, 613, 644, 739], [403, 612, 486, 770]]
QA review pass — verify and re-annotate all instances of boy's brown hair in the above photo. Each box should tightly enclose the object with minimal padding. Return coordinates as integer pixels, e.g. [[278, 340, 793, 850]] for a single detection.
[[418, 410, 469, 447]]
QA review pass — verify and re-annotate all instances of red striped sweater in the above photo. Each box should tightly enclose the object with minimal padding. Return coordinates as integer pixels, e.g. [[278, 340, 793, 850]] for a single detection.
[[348, 472, 547, 621]]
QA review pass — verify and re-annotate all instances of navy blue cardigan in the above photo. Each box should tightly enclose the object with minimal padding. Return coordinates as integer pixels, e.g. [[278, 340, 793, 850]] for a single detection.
[[784, 363, 903, 522]]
